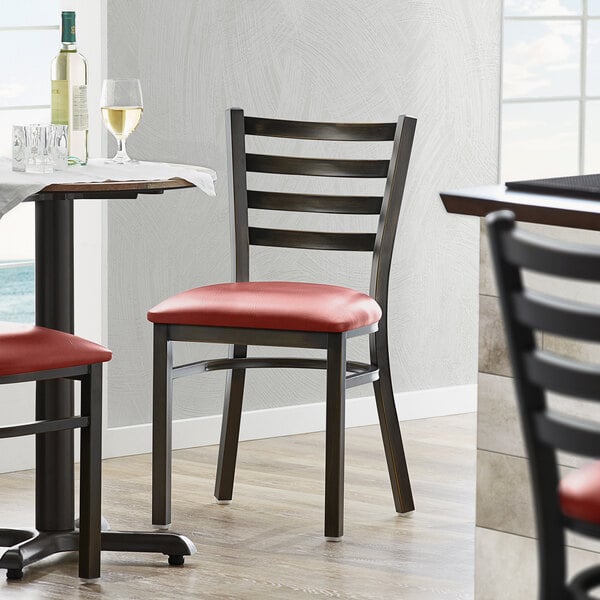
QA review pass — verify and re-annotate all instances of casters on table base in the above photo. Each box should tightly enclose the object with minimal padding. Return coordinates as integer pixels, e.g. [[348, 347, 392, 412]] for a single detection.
[[168, 554, 185, 566], [6, 568, 23, 580]]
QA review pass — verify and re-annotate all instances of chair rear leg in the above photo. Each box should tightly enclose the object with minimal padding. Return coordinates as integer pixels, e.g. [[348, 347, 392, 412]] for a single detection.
[[79, 363, 102, 581], [370, 328, 414, 513], [325, 333, 346, 540], [152, 324, 174, 528], [214, 344, 247, 503]]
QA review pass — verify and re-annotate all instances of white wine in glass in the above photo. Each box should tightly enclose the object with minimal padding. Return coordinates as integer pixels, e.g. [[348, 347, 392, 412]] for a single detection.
[[100, 79, 143, 163]]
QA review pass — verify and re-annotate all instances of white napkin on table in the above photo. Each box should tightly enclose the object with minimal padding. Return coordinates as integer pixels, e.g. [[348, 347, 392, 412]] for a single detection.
[[0, 157, 217, 218]]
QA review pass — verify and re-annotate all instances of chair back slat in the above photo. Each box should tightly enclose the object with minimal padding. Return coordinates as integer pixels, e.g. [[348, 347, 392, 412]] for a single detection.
[[245, 154, 390, 178], [245, 116, 396, 141], [247, 190, 383, 214], [501, 227, 600, 281], [535, 412, 600, 457], [248, 227, 376, 252], [524, 350, 600, 400], [513, 290, 600, 342], [226, 108, 416, 297]]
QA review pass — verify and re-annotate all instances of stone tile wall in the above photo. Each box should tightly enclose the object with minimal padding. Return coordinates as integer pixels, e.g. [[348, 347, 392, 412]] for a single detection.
[[476, 220, 600, 598]]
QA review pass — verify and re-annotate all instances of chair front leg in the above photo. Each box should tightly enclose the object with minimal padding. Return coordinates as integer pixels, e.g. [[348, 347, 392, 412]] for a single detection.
[[79, 363, 103, 581], [533, 448, 567, 600], [370, 326, 414, 513], [214, 344, 247, 503], [152, 324, 174, 529], [325, 333, 346, 540]]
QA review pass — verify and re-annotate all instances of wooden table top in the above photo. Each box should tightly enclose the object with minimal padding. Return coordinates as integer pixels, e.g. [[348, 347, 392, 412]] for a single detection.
[[21, 177, 196, 203], [440, 184, 600, 231], [38, 177, 195, 194]]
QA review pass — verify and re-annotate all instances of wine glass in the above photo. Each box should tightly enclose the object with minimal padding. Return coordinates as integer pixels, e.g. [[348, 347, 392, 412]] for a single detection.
[[100, 79, 143, 163]]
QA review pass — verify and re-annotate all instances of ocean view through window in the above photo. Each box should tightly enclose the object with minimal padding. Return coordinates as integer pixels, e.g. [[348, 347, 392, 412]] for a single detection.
[[0, 261, 34, 324]]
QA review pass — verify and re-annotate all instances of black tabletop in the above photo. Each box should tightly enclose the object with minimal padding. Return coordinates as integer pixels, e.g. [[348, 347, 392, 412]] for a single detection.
[[440, 184, 600, 232]]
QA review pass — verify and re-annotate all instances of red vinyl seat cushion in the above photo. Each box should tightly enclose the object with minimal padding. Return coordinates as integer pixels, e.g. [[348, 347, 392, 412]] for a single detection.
[[0, 324, 112, 377], [147, 281, 382, 333], [559, 460, 600, 525]]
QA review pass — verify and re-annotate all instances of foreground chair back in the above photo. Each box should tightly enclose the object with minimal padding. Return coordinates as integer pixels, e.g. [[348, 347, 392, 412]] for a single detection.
[[149, 108, 417, 539], [0, 325, 110, 580], [488, 210, 600, 599]]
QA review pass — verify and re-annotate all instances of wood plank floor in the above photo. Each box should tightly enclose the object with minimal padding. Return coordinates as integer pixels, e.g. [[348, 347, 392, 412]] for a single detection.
[[0, 413, 475, 599]]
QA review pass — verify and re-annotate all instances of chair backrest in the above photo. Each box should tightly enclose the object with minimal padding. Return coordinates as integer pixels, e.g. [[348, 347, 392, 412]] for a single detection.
[[487, 209, 600, 593], [487, 210, 600, 457], [226, 108, 417, 316]]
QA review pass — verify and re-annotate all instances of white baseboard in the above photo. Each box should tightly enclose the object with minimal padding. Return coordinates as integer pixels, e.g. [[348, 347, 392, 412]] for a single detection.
[[0, 384, 476, 473], [103, 383, 476, 460]]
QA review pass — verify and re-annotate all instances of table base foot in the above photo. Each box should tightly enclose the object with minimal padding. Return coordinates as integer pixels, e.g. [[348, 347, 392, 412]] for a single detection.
[[101, 530, 196, 558], [0, 527, 196, 577], [0, 529, 77, 572]]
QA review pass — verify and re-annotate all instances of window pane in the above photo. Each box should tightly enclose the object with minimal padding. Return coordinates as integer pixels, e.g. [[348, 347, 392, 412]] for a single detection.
[[585, 100, 600, 171], [502, 101, 579, 180], [0, 30, 58, 107], [4, 1, 60, 27], [588, 21, 600, 95], [589, 0, 600, 16], [504, 0, 581, 16], [503, 20, 580, 98]]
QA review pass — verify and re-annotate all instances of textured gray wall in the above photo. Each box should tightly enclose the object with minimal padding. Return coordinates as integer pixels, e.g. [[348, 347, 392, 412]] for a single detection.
[[106, 0, 501, 428]]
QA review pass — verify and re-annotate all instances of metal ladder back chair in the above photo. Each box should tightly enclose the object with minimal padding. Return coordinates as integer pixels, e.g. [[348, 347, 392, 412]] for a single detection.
[[148, 108, 417, 539], [0, 325, 110, 581], [488, 209, 600, 600]]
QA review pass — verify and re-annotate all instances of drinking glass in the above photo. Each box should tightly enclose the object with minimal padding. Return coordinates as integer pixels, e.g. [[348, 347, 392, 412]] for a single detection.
[[12, 124, 68, 173], [23, 124, 54, 173], [100, 79, 143, 163]]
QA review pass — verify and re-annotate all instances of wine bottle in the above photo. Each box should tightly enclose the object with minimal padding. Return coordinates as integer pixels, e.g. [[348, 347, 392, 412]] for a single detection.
[[51, 11, 88, 165]]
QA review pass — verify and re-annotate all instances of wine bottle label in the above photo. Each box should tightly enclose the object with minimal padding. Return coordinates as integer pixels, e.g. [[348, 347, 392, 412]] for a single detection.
[[51, 80, 68, 125], [72, 84, 88, 131]]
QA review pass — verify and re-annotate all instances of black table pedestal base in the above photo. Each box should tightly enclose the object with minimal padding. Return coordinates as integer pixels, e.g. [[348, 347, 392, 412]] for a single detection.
[[0, 528, 196, 579], [19, 191, 201, 582]]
